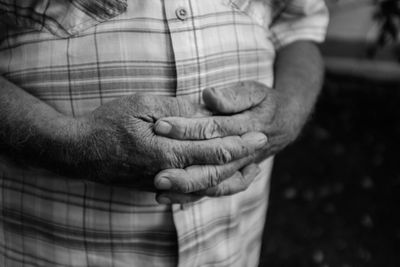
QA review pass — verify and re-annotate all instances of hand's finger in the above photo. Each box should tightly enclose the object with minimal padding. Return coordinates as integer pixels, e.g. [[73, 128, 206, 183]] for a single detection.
[[199, 163, 261, 197], [154, 112, 262, 140], [174, 132, 267, 166], [203, 81, 268, 114], [156, 193, 203, 205], [155, 164, 260, 204], [154, 155, 254, 193]]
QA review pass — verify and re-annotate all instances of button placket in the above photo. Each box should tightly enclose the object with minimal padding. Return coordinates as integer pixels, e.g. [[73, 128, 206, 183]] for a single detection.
[[164, 1, 202, 103], [164, 2, 205, 266]]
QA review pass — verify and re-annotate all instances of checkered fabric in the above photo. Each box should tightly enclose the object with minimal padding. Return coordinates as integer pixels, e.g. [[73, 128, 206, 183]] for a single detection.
[[0, 0, 328, 266]]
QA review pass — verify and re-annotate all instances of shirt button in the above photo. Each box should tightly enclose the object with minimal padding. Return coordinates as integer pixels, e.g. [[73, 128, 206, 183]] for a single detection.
[[176, 7, 188, 21]]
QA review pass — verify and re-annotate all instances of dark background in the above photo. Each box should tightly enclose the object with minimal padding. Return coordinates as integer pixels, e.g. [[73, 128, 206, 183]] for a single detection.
[[259, 73, 400, 267]]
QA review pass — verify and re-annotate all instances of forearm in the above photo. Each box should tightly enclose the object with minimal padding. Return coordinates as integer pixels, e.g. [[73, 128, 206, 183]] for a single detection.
[[0, 76, 85, 172], [273, 41, 324, 134]]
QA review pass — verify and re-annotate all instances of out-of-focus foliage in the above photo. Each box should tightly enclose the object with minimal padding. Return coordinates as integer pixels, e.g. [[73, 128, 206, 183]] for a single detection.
[[369, 0, 400, 58], [327, 0, 400, 59]]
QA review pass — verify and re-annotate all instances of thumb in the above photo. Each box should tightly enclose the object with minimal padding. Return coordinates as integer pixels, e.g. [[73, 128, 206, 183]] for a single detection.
[[203, 81, 268, 114]]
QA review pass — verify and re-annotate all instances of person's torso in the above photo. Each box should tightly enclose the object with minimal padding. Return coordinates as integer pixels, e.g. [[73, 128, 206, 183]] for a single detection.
[[0, 0, 277, 116], [0, 1, 275, 266]]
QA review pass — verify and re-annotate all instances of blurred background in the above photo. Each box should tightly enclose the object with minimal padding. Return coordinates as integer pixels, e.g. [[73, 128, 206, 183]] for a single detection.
[[259, 1, 400, 266]]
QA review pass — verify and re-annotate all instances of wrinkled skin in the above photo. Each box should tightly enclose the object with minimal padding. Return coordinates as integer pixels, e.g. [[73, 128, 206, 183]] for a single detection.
[[154, 81, 304, 203], [81, 93, 267, 192]]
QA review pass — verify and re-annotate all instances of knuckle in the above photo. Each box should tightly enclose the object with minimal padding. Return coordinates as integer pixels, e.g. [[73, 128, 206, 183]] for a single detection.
[[181, 123, 191, 139], [206, 166, 222, 188], [185, 121, 203, 139], [170, 120, 189, 139], [213, 119, 227, 136], [202, 119, 221, 139], [175, 120, 205, 140], [162, 146, 186, 169], [214, 145, 233, 164], [173, 155, 187, 169]]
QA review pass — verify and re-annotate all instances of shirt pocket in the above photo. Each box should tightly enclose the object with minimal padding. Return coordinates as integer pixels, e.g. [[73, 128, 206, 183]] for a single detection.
[[221, 0, 287, 28], [0, 0, 127, 38]]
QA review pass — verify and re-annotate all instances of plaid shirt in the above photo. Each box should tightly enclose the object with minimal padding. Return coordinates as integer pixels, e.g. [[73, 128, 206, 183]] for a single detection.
[[0, 0, 328, 266]]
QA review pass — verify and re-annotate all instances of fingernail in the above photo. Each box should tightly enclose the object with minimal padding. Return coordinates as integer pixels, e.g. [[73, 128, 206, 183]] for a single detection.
[[155, 177, 172, 190], [155, 121, 172, 135], [157, 196, 171, 204]]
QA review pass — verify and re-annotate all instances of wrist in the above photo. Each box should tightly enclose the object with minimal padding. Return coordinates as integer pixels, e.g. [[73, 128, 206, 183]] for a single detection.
[[66, 114, 122, 181], [49, 116, 91, 166], [26, 115, 90, 169]]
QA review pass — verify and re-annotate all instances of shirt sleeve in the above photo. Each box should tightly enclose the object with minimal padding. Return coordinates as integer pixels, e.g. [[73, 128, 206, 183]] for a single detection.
[[269, 0, 329, 50], [0, 0, 127, 37]]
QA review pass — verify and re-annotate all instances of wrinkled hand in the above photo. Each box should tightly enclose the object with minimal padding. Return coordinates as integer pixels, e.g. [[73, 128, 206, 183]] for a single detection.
[[155, 81, 302, 159], [154, 81, 305, 202], [80, 94, 267, 192]]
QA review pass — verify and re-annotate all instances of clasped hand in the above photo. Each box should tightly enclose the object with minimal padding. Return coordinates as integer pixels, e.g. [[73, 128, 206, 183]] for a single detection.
[[153, 81, 301, 204], [85, 81, 299, 204], [84, 85, 266, 193]]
